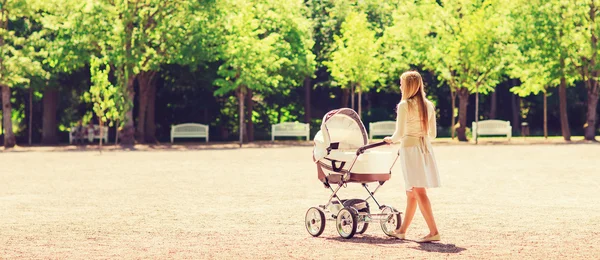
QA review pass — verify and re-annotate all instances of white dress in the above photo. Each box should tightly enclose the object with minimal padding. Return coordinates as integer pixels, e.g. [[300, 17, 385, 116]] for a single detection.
[[390, 99, 441, 190]]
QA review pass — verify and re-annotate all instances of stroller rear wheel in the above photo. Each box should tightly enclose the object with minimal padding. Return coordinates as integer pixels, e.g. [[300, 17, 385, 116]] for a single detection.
[[305, 207, 326, 237], [356, 221, 369, 235], [336, 207, 358, 239], [380, 206, 401, 237], [342, 199, 369, 234]]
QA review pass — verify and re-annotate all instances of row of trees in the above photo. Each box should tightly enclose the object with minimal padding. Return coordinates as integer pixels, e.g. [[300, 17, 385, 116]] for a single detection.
[[1, 0, 599, 148]]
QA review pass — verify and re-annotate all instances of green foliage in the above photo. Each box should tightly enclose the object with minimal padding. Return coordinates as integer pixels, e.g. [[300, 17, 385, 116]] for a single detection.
[[508, 0, 581, 97], [213, 0, 314, 96], [423, 0, 510, 94], [325, 10, 381, 92], [0, 0, 49, 88], [1, 0, 598, 143], [84, 56, 124, 127], [379, 0, 430, 90]]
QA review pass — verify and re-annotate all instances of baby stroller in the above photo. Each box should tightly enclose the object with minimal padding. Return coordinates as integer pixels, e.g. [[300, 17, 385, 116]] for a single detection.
[[306, 108, 402, 239]]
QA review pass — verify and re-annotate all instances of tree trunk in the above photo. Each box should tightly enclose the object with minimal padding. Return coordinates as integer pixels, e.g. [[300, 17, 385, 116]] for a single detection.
[[245, 89, 254, 142], [350, 84, 355, 110], [544, 91, 548, 139], [238, 87, 245, 147], [120, 76, 137, 146], [28, 88, 33, 145], [145, 80, 157, 143], [341, 88, 350, 108], [558, 77, 571, 141], [120, 21, 135, 147], [357, 85, 362, 118], [451, 89, 457, 139], [136, 79, 148, 143], [304, 77, 311, 123], [1, 85, 15, 148], [490, 90, 497, 119], [585, 0, 598, 141], [115, 119, 120, 145], [457, 88, 469, 142], [366, 92, 372, 113], [135, 71, 156, 143], [585, 86, 599, 140], [475, 84, 480, 144], [99, 118, 104, 153], [42, 88, 59, 144], [511, 93, 521, 136]]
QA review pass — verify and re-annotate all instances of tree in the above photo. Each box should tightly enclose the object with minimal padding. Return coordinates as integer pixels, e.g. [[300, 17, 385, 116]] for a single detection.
[[379, 0, 430, 93], [0, 0, 48, 148], [510, 0, 580, 141], [214, 0, 313, 146], [85, 55, 124, 151], [82, 0, 203, 145], [574, 0, 600, 141], [40, 0, 98, 144], [325, 10, 381, 118], [424, 0, 509, 141], [257, 0, 315, 140]]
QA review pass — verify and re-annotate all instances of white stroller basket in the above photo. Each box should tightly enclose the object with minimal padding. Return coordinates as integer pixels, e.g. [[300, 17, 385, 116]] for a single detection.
[[306, 108, 402, 239]]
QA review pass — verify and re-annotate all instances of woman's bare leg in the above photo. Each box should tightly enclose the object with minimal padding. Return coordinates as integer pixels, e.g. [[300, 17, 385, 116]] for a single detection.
[[396, 189, 417, 234], [413, 187, 439, 236]]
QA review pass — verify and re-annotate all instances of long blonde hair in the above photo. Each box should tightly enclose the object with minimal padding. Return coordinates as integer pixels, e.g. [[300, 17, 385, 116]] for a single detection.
[[400, 71, 429, 132]]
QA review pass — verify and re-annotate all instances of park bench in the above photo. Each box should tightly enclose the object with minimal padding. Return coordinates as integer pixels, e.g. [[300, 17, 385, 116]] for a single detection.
[[369, 121, 396, 141], [271, 122, 310, 141], [171, 123, 209, 143], [69, 124, 109, 144], [472, 120, 512, 140]]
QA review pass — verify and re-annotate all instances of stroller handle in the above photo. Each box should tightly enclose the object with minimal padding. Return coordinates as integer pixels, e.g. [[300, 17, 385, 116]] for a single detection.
[[356, 141, 388, 155]]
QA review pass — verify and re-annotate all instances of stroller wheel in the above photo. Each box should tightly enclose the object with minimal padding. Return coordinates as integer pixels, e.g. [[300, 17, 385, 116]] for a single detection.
[[305, 207, 326, 237], [380, 206, 402, 237], [356, 222, 369, 235], [336, 207, 358, 239], [342, 199, 369, 235], [355, 207, 369, 235]]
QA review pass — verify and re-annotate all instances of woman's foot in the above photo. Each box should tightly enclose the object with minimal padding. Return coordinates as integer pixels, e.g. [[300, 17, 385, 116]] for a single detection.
[[416, 233, 440, 243], [389, 229, 405, 239]]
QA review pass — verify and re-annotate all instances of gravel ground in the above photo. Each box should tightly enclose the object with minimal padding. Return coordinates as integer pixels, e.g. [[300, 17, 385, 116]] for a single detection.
[[1, 144, 599, 259]]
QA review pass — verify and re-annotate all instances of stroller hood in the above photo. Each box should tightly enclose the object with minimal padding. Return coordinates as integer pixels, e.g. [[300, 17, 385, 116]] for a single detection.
[[313, 108, 368, 161]]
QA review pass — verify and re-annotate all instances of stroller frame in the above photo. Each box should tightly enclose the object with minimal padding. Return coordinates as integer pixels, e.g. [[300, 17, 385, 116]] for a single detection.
[[306, 142, 403, 239]]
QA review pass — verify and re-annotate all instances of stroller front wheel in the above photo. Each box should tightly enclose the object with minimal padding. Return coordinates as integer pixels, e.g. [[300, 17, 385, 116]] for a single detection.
[[336, 207, 358, 239], [305, 207, 326, 237]]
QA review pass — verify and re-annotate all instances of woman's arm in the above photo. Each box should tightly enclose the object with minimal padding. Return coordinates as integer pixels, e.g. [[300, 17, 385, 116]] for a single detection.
[[428, 102, 437, 139], [389, 101, 408, 143]]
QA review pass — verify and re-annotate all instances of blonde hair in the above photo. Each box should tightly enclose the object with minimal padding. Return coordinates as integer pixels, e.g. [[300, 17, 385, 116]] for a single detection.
[[400, 71, 429, 132]]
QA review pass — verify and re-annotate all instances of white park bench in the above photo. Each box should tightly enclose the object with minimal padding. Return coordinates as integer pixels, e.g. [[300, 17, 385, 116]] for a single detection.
[[171, 123, 209, 143], [369, 121, 396, 140], [69, 124, 109, 144], [271, 122, 310, 141], [472, 120, 512, 140]]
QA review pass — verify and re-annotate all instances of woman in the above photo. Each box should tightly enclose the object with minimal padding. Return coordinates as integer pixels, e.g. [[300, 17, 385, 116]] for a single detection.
[[383, 71, 441, 242]]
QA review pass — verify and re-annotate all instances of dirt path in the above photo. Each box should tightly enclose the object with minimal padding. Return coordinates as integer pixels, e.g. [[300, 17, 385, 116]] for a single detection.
[[1, 144, 599, 259]]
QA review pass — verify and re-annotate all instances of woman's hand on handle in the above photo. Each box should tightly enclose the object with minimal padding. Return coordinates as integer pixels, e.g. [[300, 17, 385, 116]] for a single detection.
[[383, 137, 393, 144]]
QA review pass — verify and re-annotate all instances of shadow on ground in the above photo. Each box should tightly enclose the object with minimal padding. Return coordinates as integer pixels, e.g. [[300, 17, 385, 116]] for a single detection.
[[323, 234, 403, 245], [323, 235, 467, 254], [409, 242, 467, 254]]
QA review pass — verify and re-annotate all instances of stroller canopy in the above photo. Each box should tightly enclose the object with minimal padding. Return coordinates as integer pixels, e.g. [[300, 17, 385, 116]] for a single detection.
[[313, 108, 368, 161]]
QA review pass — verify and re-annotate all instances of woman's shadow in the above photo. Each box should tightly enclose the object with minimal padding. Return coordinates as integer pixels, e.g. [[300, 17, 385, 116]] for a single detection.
[[324, 235, 466, 254], [409, 241, 466, 254]]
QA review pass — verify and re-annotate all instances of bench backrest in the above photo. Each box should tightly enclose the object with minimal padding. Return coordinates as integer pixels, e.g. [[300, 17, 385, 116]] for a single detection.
[[70, 124, 108, 137], [369, 121, 396, 135], [272, 122, 309, 134], [91, 125, 109, 137], [171, 123, 208, 135], [473, 120, 511, 134]]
